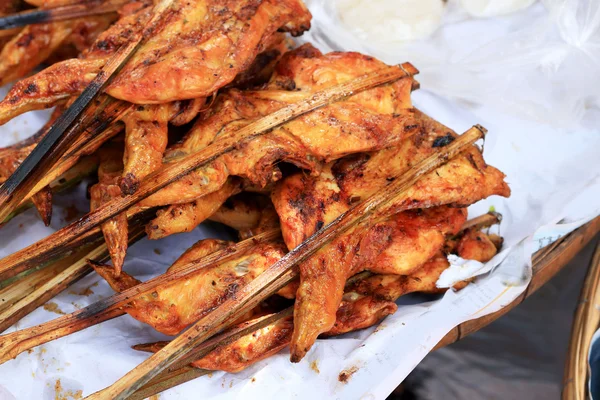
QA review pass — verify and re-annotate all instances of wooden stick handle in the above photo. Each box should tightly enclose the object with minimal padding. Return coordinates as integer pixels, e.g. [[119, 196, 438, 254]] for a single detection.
[[85, 126, 485, 400]]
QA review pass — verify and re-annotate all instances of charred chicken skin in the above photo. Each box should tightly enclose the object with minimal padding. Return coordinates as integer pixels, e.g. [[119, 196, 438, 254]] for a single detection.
[[134, 226, 501, 373], [271, 112, 510, 361], [142, 44, 419, 239], [0, 0, 312, 124]]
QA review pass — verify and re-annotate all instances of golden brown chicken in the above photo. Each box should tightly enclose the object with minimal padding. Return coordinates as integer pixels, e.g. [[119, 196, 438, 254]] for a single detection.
[[92, 204, 463, 337], [141, 44, 419, 239], [91, 238, 288, 335], [0, 1, 22, 50], [270, 111, 510, 362], [0, 0, 312, 124], [0, 15, 115, 86], [89, 146, 129, 276], [133, 225, 501, 373]]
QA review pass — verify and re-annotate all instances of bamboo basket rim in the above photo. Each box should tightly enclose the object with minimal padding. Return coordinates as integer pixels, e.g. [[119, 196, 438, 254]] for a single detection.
[[562, 227, 600, 400]]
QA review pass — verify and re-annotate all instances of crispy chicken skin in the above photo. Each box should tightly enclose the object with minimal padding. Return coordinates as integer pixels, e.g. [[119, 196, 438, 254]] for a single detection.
[[89, 147, 129, 276], [119, 103, 175, 194], [134, 227, 501, 373], [134, 316, 295, 373], [139, 45, 419, 238], [270, 112, 509, 361], [0, 0, 312, 124], [0, 15, 115, 87], [91, 239, 287, 336], [287, 206, 467, 362], [146, 178, 242, 240], [272, 110, 510, 250]]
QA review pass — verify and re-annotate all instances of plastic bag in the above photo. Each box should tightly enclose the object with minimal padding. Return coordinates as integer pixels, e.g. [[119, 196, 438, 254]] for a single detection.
[[302, 0, 600, 127]]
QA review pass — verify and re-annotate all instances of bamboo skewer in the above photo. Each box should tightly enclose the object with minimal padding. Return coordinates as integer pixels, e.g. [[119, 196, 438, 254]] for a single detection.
[[0, 225, 147, 334], [0, 0, 175, 224], [127, 308, 294, 400], [0, 229, 282, 364], [562, 242, 600, 399], [458, 211, 501, 233], [0, 0, 128, 31], [84, 126, 486, 399], [0, 63, 418, 281]]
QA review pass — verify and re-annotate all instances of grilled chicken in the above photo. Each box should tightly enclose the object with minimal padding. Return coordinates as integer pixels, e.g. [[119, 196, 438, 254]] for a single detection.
[[0, 15, 115, 87], [0, 0, 312, 124], [270, 111, 510, 361], [90, 238, 288, 335], [133, 226, 501, 373], [89, 146, 129, 276], [140, 44, 419, 239]]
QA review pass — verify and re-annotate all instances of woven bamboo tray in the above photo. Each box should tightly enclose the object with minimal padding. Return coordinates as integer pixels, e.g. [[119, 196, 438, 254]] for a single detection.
[[562, 221, 600, 400]]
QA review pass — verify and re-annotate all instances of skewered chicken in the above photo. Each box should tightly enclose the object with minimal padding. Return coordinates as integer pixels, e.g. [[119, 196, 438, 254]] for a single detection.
[[271, 111, 510, 362], [133, 224, 501, 373], [141, 44, 419, 239], [0, 0, 312, 124], [91, 238, 288, 335], [89, 145, 128, 276], [91, 203, 464, 336]]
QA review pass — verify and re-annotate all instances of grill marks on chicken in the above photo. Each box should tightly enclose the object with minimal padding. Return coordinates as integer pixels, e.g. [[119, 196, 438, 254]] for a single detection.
[[287, 206, 467, 362], [132, 224, 502, 373], [0, 15, 115, 87], [91, 239, 288, 336], [106, 0, 312, 104], [0, 0, 312, 125], [269, 112, 509, 361], [119, 103, 175, 195], [144, 45, 419, 239], [272, 110, 510, 250]]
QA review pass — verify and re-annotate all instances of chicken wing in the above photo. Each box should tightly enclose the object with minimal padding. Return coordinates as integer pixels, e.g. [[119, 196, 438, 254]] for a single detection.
[[0, 15, 115, 86], [90, 238, 287, 335], [133, 227, 502, 373], [272, 110, 510, 250], [0, 0, 312, 124], [139, 45, 419, 233], [269, 114, 509, 361]]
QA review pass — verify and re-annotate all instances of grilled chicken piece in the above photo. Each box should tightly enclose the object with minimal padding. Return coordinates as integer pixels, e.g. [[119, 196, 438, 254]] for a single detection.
[[286, 206, 468, 362], [90, 238, 287, 336], [271, 114, 510, 362], [272, 110, 510, 250], [0, 15, 115, 87], [134, 226, 501, 373], [146, 178, 242, 239], [119, 102, 176, 194], [139, 45, 419, 240], [134, 315, 295, 373], [89, 146, 128, 276], [0, 1, 22, 50], [0, 0, 312, 124]]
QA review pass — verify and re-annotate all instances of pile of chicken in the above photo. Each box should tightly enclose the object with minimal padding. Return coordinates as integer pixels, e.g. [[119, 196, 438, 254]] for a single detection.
[[0, 0, 510, 372]]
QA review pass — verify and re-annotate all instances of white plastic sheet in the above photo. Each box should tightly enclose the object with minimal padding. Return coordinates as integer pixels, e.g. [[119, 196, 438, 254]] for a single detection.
[[0, 1, 599, 398]]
